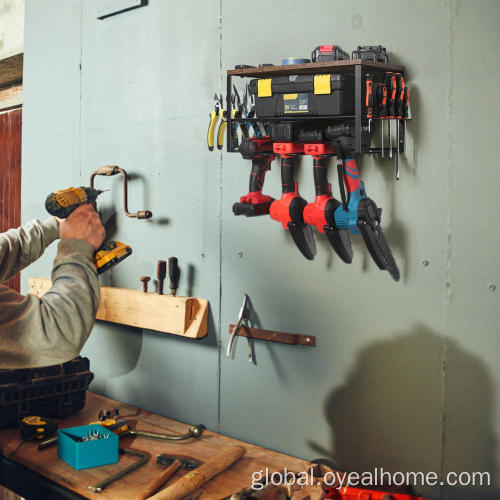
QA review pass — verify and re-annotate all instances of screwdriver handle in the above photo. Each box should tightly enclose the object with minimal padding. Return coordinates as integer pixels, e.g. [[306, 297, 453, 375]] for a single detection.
[[365, 74, 373, 119], [376, 83, 387, 118], [168, 257, 180, 296], [157, 260, 166, 295]]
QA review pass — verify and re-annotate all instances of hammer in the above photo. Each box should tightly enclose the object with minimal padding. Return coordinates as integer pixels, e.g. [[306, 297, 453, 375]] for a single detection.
[[143, 445, 246, 500]]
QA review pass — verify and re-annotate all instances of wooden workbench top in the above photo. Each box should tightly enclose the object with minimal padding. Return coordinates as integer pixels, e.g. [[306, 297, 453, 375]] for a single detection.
[[0, 392, 311, 499]]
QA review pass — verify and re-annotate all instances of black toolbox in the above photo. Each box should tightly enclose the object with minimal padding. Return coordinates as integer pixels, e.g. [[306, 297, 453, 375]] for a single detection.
[[248, 73, 355, 119], [0, 356, 93, 427]]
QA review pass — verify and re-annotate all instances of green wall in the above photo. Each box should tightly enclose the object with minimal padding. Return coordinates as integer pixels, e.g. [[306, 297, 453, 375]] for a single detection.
[[21, 1, 499, 498]]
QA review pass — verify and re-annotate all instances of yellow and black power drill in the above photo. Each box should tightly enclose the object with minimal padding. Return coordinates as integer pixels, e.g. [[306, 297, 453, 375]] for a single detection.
[[45, 187, 132, 274]]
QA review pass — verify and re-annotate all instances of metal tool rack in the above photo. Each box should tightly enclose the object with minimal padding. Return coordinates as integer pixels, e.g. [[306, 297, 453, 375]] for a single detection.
[[226, 59, 406, 155]]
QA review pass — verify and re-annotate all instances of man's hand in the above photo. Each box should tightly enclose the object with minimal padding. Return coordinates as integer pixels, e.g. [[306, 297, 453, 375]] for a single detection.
[[58, 204, 106, 251]]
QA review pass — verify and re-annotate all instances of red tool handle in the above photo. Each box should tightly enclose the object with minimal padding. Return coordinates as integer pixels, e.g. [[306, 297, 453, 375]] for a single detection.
[[313, 157, 330, 196], [365, 74, 373, 119], [249, 156, 273, 193]]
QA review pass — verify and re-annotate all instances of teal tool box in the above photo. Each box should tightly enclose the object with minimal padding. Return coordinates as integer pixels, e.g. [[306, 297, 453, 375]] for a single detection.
[[57, 423, 118, 470]]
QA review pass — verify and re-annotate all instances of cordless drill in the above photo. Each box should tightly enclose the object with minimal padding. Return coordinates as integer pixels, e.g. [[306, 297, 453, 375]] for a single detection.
[[45, 187, 132, 274]]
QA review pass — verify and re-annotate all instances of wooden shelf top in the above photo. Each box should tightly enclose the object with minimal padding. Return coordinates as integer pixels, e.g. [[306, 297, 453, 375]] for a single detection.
[[228, 59, 404, 78], [0, 53, 23, 88]]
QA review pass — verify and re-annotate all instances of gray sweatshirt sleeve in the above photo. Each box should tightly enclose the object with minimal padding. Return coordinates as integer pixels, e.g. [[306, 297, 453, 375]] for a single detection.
[[0, 220, 100, 368], [0, 217, 60, 283]]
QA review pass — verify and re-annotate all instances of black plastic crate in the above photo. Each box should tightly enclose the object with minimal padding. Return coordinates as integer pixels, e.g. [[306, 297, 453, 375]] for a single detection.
[[249, 74, 355, 119], [0, 356, 93, 427]]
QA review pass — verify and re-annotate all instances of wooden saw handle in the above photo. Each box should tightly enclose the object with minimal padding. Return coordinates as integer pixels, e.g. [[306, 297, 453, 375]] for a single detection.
[[138, 459, 182, 499], [147, 445, 246, 500]]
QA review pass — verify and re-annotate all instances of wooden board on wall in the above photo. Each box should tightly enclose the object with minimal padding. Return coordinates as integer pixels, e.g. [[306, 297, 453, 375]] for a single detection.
[[0, 109, 22, 292]]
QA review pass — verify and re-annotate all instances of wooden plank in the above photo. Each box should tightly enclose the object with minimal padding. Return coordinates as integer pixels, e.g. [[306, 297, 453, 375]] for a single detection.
[[29, 278, 209, 338], [227, 59, 404, 78], [0, 85, 22, 112], [0, 393, 312, 500], [0, 109, 22, 292], [0, 54, 23, 88], [229, 324, 315, 347]]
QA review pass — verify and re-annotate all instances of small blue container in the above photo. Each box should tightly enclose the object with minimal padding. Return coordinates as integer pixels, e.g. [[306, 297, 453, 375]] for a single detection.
[[57, 424, 119, 470]]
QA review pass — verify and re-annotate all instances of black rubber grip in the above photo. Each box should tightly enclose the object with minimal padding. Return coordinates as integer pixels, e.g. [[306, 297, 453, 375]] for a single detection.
[[312, 158, 329, 196], [280, 157, 295, 194], [249, 157, 272, 192]]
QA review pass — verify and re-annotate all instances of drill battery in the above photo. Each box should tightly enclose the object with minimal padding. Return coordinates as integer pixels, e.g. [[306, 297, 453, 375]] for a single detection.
[[352, 45, 389, 63], [311, 44, 350, 62]]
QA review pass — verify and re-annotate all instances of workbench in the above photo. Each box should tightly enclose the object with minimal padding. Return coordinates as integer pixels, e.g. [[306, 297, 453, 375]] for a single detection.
[[0, 392, 311, 499]]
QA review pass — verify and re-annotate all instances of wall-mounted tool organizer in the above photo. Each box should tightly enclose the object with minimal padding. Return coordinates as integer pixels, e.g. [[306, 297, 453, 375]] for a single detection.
[[29, 278, 209, 338]]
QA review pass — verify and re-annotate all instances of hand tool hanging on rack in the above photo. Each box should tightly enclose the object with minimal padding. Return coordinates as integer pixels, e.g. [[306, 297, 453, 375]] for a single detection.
[[168, 257, 180, 296], [246, 83, 267, 136], [232, 85, 249, 142], [384, 72, 397, 160], [329, 127, 400, 281], [216, 94, 240, 151], [403, 86, 410, 158], [233, 137, 275, 217], [394, 72, 405, 180], [207, 93, 222, 151], [270, 143, 317, 260], [365, 73, 373, 134], [375, 83, 388, 158], [227, 293, 254, 364], [302, 143, 353, 263]]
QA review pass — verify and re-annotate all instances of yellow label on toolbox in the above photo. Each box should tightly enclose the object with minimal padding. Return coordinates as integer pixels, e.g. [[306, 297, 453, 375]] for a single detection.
[[283, 93, 309, 113], [284, 94, 298, 100], [257, 79, 272, 97], [314, 74, 331, 95]]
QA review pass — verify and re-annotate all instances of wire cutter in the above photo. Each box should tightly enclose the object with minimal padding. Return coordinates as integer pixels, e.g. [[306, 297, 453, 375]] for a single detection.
[[216, 94, 240, 150], [226, 293, 254, 364], [207, 93, 222, 151]]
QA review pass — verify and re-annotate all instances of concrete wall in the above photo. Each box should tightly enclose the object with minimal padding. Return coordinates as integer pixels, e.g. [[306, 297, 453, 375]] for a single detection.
[[0, 0, 23, 59], [20, 1, 499, 499]]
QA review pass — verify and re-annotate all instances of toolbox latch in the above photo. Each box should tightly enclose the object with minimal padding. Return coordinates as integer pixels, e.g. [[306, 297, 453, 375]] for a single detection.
[[314, 74, 331, 95], [258, 79, 273, 97]]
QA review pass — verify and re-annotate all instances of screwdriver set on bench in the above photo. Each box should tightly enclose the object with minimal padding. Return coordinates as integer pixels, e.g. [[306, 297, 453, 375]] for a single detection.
[[207, 44, 412, 281]]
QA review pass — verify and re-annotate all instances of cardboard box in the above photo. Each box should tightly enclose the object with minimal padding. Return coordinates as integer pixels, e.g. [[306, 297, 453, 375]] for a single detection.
[[57, 423, 118, 470]]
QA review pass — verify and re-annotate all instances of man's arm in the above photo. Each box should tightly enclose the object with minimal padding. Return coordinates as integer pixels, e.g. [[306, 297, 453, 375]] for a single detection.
[[0, 217, 59, 284], [0, 205, 106, 368]]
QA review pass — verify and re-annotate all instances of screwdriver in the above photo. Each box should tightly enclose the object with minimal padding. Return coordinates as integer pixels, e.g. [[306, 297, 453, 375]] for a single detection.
[[375, 83, 387, 158], [403, 86, 410, 158], [157, 260, 166, 295], [394, 73, 405, 180], [384, 72, 397, 159], [365, 74, 373, 135], [168, 257, 180, 296]]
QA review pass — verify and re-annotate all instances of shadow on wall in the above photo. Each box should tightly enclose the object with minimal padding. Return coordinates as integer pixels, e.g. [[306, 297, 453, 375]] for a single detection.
[[309, 325, 498, 500]]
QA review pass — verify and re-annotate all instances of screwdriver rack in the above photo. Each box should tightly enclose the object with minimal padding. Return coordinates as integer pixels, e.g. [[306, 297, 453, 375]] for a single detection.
[[29, 278, 209, 339], [226, 59, 407, 155]]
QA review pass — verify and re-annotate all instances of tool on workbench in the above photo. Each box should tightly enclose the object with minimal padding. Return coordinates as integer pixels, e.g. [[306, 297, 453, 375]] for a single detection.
[[270, 143, 317, 260], [157, 260, 166, 295], [365, 73, 373, 134], [208, 93, 222, 151], [233, 137, 275, 217], [138, 453, 202, 500], [19, 416, 58, 441], [89, 447, 150, 493], [375, 83, 388, 158], [227, 294, 254, 364], [140, 276, 150, 293], [311, 44, 350, 62], [351, 45, 389, 63], [168, 257, 180, 296], [45, 187, 132, 274], [147, 445, 246, 500], [302, 143, 353, 263]]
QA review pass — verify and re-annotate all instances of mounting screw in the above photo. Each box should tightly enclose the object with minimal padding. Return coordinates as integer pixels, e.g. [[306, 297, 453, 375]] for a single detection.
[[489, 284, 496, 291], [140, 276, 150, 293], [422, 260, 429, 267], [305, 337, 311, 343]]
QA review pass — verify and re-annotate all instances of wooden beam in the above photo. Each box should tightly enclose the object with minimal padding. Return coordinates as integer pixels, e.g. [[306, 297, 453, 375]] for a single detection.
[[0, 54, 23, 88], [29, 278, 209, 338], [0, 84, 22, 111]]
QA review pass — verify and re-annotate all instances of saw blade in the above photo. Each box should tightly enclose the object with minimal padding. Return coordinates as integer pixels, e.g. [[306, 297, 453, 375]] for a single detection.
[[288, 221, 316, 260], [325, 227, 353, 263]]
